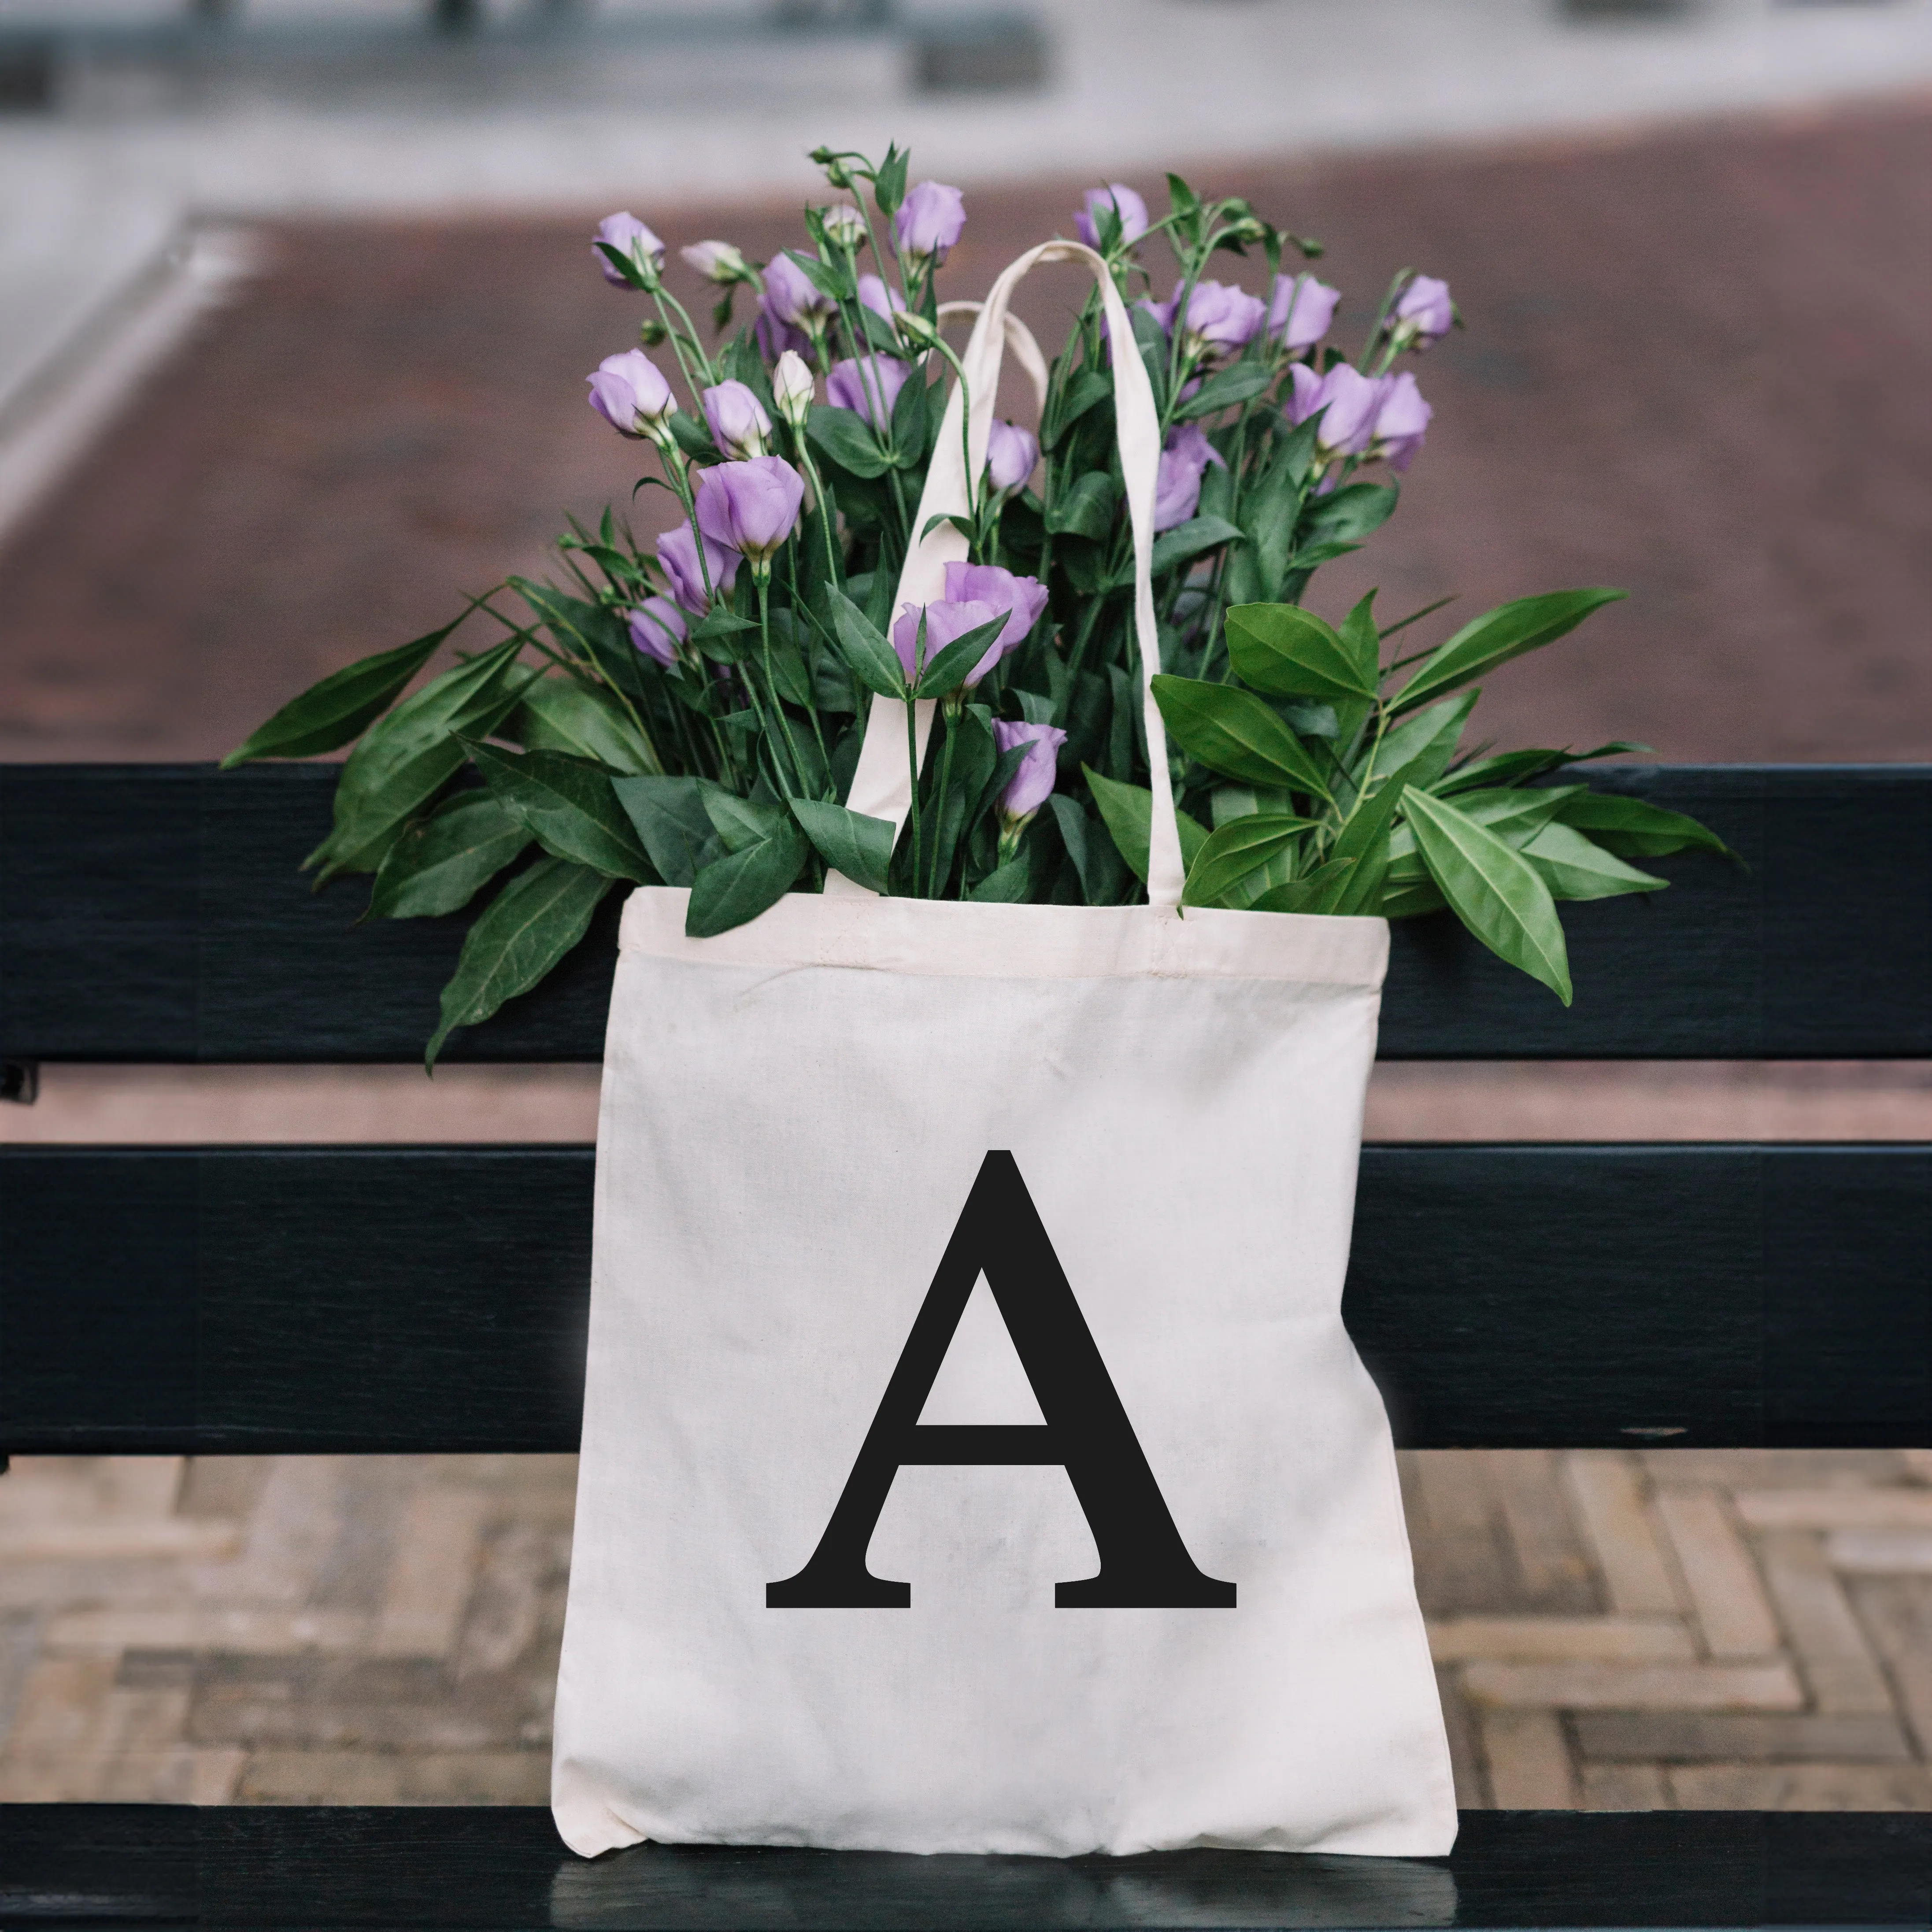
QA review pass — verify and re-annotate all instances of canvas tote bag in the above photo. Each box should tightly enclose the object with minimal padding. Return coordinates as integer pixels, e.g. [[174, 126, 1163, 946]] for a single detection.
[[551, 241, 1457, 1862]]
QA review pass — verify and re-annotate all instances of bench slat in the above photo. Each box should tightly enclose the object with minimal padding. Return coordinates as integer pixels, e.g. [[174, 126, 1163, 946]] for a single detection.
[[3, 1144, 1923, 1455], [3, 764, 1928, 1062], [0, 1803, 1925, 1927]]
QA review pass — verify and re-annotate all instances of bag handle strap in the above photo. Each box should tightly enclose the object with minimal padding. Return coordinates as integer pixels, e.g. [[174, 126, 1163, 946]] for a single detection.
[[832, 240, 1184, 910]]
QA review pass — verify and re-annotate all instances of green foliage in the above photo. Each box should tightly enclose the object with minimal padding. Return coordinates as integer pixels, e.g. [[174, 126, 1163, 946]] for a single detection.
[[233, 140, 1726, 1049], [425, 857, 613, 1070]]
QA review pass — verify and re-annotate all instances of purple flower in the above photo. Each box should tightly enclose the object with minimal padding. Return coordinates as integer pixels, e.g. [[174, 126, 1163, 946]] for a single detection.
[[657, 522, 739, 615], [1267, 275, 1342, 352], [754, 296, 811, 363], [825, 354, 910, 429], [985, 419, 1039, 496], [891, 597, 1000, 688], [993, 720, 1067, 823], [1073, 183, 1149, 251], [1372, 371, 1432, 473], [1390, 274, 1454, 351], [695, 456, 805, 569], [858, 273, 906, 319], [1153, 422, 1226, 534], [627, 596, 687, 667], [1143, 279, 1266, 366], [942, 561, 1048, 677], [701, 380, 771, 460], [587, 350, 676, 439], [1286, 363, 1389, 459], [762, 252, 837, 329], [593, 213, 664, 287], [894, 181, 966, 264]]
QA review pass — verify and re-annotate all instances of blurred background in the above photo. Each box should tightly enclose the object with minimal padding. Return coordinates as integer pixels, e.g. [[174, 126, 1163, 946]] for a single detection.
[[1, 0, 1929, 1815]]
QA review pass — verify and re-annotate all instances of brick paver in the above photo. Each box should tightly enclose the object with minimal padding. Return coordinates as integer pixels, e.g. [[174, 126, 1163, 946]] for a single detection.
[[5, 1446, 1932, 1810]]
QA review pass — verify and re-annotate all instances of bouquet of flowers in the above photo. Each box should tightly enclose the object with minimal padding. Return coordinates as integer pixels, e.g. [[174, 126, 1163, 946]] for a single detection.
[[228, 144, 1726, 1066]]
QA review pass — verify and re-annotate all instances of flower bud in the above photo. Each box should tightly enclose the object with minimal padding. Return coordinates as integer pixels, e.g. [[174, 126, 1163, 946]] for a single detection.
[[984, 420, 1039, 497], [858, 273, 906, 320], [772, 350, 815, 432], [993, 720, 1067, 831], [1073, 184, 1149, 252], [701, 379, 772, 461], [696, 457, 807, 574], [627, 596, 687, 668], [593, 213, 664, 290], [892, 308, 942, 353], [587, 349, 677, 441], [893, 181, 966, 266], [680, 239, 751, 285], [762, 252, 838, 329], [1387, 274, 1454, 352], [818, 204, 866, 251], [1371, 371, 1432, 473]]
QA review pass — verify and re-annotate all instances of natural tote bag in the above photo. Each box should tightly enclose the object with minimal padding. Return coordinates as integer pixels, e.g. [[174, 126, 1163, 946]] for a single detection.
[[551, 241, 1457, 1862]]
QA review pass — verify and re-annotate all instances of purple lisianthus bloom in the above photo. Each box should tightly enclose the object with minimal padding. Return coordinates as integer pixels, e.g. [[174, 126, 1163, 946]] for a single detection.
[[1267, 274, 1342, 352], [762, 252, 837, 329], [1143, 278, 1266, 366], [754, 295, 811, 363], [701, 379, 772, 461], [627, 596, 687, 668], [593, 213, 664, 287], [1153, 422, 1226, 534], [1286, 363, 1389, 459], [587, 349, 676, 439], [1390, 274, 1454, 351], [942, 561, 1048, 678], [894, 181, 966, 265], [993, 720, 1067, 823], [1073, 183, 1149, 251], [857, 273, 906, 319], [695, 456, 805, 570], [891, 597, 1000, 688], [656, 522, 739, 615], [825, 354, 910, 429], [984, 419, 1039, 496], [1372, 371, 1432, 473]]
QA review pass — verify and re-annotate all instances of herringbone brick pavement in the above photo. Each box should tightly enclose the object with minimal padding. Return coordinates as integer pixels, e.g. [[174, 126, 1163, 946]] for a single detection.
[[4, 1447, 1930, 1809]]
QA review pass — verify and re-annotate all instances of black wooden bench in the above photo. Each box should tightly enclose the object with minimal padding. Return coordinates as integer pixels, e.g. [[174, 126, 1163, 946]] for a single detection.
[[1, 760, 1928, 1929]]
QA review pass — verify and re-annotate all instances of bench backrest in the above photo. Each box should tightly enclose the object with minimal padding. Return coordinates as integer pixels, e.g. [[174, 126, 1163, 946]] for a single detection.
[[1, 762, 1926, 1459]]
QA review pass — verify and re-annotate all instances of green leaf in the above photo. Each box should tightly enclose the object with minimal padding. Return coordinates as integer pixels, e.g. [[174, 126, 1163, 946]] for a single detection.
[[685, 815, 810, 937], [1048, 795, 1131, 906], [790, 798, 894, 894], [1045, 471, 1118, 540], [1394, 588, 1627, 715], [223, 612, 464, 767], [1376, 877, 1446, 920], [1554, 792, 1735, 860], [307, 636, 530, 881], [513, 579, 648, 702], [915, 615, 1008, 698], [700, 784, 786, 854], [1523, 822, 1669, 901], [1404, 788, 1572, 1004], [1225, 603, 1377, 703], [807, 404, 892, 480], [667, 412, 719, 463], [366, 790, 532, 922], [968, 853, 1033, 902], [464, 741, 653, 882], [1151, 515, 1244, 578], [1370, 692, 1479, 792], [1251, 855, 1359, 915], [1182, 814, 1317, 909], [872, 144, 908, 216], [1338, 592, 1381, 690], [1172, 363, 1274, 421], [610, 774, 721, 887], [425, 857, 613, 1070], [1043, 367, 1109, 449], [1299, 481, 1398, 548], [1083, 768, 1209, 883], [828, 588, 907, 698], [1445, 784, 1584, 848], [889, 366, 931, 469], [511, 676, 655, 775], [1150, 675, 1333, 800], [784, 247, 853, 303]]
